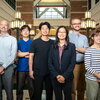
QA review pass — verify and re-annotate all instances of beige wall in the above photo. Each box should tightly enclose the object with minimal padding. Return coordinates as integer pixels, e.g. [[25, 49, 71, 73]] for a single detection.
[[0, 0, 15, 22], [33, 18, 70, 26], [89, 1, 100, 28]]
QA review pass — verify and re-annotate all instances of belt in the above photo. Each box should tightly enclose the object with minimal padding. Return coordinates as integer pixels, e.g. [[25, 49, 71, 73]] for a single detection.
[[76, 61, 84, 64]]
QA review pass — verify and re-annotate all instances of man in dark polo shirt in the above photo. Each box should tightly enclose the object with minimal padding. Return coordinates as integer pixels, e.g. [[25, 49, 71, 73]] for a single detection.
[[29, 22, 53, 100]]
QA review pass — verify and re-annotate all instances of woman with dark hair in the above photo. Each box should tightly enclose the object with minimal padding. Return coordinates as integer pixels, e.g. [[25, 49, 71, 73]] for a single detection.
[[85, 30, 100, 100], [48, 26, 76, 100]]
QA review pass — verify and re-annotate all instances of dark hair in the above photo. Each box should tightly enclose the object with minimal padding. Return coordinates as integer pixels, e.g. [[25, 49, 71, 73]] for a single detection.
[[20, 25, 31, 32], [54, 26, 69, 48], [90, 29, 100, 45], [39, 22, 51, 30]]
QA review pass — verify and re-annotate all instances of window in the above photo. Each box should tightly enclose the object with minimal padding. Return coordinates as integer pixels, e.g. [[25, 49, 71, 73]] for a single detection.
[[95, 0, 100, 4], [36, 7, 66, 19], [5, 0, 16, 10], [88, 0, 91, 10]]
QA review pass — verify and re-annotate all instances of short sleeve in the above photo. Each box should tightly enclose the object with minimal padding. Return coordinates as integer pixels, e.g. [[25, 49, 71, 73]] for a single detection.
[[18, 41, 21, 51], [29, 41, 36, 53]]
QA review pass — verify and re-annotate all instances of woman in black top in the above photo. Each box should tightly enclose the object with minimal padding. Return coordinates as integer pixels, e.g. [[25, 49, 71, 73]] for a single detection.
[[48, 26, 76, 100]]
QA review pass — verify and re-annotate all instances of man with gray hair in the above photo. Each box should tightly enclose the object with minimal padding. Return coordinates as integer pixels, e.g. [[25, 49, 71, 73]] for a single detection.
[[0, 20, 17, 100]]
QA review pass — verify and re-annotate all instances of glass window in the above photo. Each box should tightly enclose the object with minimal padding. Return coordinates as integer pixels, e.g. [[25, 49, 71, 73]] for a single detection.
[[95, 0, 100, 4], [37, 7, 66, 19], [88, 0, 91, 10], [5, 0, 16, 10]]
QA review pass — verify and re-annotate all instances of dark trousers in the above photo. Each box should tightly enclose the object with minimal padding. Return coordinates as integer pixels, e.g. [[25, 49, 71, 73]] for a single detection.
[[0, 65, 14, 100], [16, 71, 34, 100], [52, 78, 72, 100], [0, 76, 2, 100], [34, 74, 53, 100]]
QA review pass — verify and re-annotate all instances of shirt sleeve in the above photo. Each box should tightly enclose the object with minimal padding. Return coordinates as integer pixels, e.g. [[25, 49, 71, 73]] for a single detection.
[[3, 38, 17, 68], [84, 36, 89, 48], [29, 40, 36, 53], [84, 49, 95, 74]]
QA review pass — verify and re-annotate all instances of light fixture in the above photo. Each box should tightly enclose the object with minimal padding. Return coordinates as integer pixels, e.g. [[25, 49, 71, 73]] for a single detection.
[[28, 24, 32, 29], [15, 11, 21, 19], [30, 30, 35, 35], [81, 11, 96, 40], [85, 11, 91, 19], [10, 11, 26, 41]]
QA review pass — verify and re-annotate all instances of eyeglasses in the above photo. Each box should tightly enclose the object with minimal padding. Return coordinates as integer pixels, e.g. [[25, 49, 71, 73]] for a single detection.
[[72, 23, 81, 25], [41, 28, 49, 30]]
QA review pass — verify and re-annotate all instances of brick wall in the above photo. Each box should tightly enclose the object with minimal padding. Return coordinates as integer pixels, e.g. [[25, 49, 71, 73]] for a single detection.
[[16, 0, 33, 25], [71, 0, 87, 20]]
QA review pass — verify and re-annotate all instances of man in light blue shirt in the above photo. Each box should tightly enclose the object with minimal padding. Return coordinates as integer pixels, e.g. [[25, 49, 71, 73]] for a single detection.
[[69, 18, 89, 100], [0, 20, 17, 100]]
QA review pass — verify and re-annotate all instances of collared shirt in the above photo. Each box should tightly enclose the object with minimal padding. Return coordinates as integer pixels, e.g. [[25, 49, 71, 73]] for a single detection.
[[0, 34, 17, 68], [58, 42, 67, 66], [69, 31, 89, 62]]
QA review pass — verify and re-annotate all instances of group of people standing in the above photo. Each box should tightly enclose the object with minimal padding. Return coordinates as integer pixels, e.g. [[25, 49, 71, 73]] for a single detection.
[[0, 18, 100, 100]]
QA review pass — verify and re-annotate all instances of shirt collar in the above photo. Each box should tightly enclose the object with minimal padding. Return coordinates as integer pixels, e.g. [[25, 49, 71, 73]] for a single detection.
[[0, 33, 9, 37], [72, 31, 80, 36], [58, 41, 67, 47]]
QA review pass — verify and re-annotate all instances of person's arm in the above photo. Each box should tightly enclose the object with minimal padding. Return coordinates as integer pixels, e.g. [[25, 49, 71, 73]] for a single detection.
[[17, 50, 29, 58], [62, 44, 76, 79], [29, 40, 36, 79], [29, 53, 34, 79], [76, 36, 89, 53], [85, 50, 100, 81], [85, 49, 96, 74], [2, 38, 17, 69], [93, 72, 100, 79], [76, 48, 87, 53]]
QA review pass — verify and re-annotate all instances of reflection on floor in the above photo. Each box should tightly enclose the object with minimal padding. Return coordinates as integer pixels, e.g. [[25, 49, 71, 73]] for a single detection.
[[3, 90, 48, 100], [2, 90, 87, 100]]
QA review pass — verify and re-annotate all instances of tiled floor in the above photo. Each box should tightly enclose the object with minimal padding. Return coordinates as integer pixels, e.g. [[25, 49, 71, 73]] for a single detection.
[[2, 90, 48, 100], [2, 90, 87, 100]]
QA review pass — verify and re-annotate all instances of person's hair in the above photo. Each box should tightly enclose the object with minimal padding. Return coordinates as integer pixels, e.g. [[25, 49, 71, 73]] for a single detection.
[[39, 22, 51, 30], [70, 18, 81, 25], [90, 29, 100, 45], [54, 26, 69, 48], [20, 25, 31, 32]]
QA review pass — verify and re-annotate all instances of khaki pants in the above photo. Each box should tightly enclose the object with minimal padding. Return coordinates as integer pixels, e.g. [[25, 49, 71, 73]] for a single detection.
[[72, 63, 86, 100], [85, 78, 100, 100]]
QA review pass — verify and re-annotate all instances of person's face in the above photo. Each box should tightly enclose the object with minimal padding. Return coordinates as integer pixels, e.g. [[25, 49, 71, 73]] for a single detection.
[[0, 20, 9, 33], [40, 25, 50, 36], [21, 27, 30, 38], [71, 19, 81, 31], [93, 33, 100, 44], [58, 28, 67, 40]]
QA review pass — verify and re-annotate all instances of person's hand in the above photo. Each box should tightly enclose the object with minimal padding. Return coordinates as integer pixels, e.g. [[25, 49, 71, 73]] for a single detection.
[[93, 72, 100, 79], [56, 75, 65, 83], [0, 71, 4, 75], [97, 79, 100, 82], [25, 55, 29, 58], [0, 66, 4, 74], [29, 70, 34, 79]]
